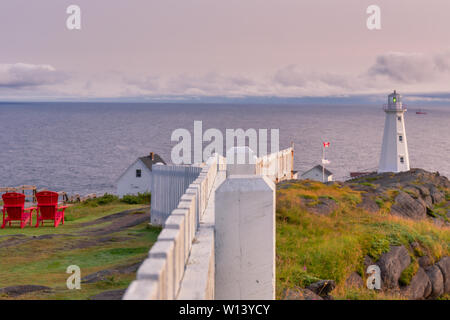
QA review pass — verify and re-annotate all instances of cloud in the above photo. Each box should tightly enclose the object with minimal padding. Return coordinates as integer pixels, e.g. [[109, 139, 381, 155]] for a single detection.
[[164, 72, 256, 96], [367, 51, 450, 83], [0, 63, 67, 88], [2, 50, 450, 100], [124, 75, 160, 91], [273, 65, 355, 90]]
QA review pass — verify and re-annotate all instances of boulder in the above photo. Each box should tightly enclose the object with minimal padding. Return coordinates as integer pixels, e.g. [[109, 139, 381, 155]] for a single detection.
[[357, 195, 379, 213], [306, 280, 336, 297], [436, 257, 450, 294], [0, 285, 52, 297], [307, 198, 338, 215], [377, 245, 411, 289], [364, 255, 375, 271], [401, 267, 431, 300], [390, 192, 427, 220], [345, 272, 364, 289], [89, 289, 126, 300], [82, 262, 141, 283], [429, 186, 445, 204], [418, 256, 433, 268], [283, 287, 323, 300], [425, 265, 444, 299]]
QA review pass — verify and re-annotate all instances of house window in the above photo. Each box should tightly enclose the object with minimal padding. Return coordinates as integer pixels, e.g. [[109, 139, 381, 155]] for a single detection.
[[136, 169, 142, 178], [399, 135, 403, 142], [400, 157, 404, 164]]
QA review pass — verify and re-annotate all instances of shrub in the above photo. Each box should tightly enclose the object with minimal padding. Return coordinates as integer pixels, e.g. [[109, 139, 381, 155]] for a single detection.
[[360, 182, 375, 188], [83, 193, 118, 207], [121, 192, 151, 205], [368, 237, 390, 260], [343, 193, 361, 205], [301, 194, 318, 200], [375, 198, 384, 208]]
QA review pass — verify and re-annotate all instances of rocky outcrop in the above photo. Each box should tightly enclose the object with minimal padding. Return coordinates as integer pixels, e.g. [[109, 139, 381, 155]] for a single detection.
[[357, 195, 379, 213], [89, 289, 126, 300], [401, 268, 431, 300], [283, 287, 323, 300], [390, 192, 427, 220], [418, 255, 433, 268], [81, 262, 141, 283], [306, 280, 336, 299], [425, 265, 444, 299], [0, 285, 52, 297], [345, 272, 364, 289], [347, 169, 449, 223], [436, 257, 450, 294], [302, 198, 338, 215], [376, 245, 411, 289]]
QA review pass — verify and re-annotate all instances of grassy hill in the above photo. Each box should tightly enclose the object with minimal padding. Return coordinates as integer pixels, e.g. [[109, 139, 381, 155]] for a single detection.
[[276, 178, 450, 300]]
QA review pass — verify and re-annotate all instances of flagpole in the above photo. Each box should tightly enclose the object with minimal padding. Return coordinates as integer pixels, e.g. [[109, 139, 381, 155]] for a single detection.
[[322, 143, 325, 183]]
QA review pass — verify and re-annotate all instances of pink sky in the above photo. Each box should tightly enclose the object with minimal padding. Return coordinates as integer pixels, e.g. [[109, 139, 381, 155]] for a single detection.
[[1, 0, 450, 100]]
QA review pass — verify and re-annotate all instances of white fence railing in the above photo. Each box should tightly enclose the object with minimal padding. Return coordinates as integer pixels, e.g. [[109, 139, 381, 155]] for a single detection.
[[123, 148, 292, 300], [150, 165, 203, 226], [124, 154, 222, 300], [256, 147, 294, 182]]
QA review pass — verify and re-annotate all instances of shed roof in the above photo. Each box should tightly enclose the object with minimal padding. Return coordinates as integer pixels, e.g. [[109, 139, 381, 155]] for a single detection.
[[139, 153, 166, 171], [302, 164, 333, 177]]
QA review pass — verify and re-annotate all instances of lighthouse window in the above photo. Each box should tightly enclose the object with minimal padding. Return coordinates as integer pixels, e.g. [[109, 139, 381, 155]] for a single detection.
[[399, 135, 403, 142], [400, 157, 404, 163], [398, 116, 401, 121], [136, 169, 142, 178]]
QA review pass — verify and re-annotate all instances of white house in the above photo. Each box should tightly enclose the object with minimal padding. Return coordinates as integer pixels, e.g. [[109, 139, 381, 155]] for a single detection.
[[116, 152, 166, 197], [301, 165, 333, 182]]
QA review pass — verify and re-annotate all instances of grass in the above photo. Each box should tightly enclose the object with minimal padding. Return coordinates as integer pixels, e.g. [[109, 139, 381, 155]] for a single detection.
[[359, 182, 376, 188], [276, 180, 450, 300], [0, 194, 160, 300], [399, 259, 419, 286]]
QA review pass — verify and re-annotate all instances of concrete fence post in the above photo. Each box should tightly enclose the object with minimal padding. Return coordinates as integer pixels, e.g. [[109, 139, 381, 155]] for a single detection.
[[214, 174, 275, 300]]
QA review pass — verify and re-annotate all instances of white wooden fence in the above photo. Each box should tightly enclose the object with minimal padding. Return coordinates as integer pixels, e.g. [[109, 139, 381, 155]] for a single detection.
[[123, 148, 293, 300], [124, 154, 221, 299], [150, 165, 203, 226], [256, 147, 294, 182]]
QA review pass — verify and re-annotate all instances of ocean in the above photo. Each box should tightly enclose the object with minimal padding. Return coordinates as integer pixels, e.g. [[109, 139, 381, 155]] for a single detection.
[[0, 102, 448, 195]]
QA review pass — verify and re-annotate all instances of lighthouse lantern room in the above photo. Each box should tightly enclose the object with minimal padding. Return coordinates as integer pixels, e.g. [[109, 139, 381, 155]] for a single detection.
[[378, 90, 410, 173]]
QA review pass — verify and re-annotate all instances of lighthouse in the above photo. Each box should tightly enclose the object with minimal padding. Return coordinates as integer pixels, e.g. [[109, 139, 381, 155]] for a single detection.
[[378, 90, 410, 173]]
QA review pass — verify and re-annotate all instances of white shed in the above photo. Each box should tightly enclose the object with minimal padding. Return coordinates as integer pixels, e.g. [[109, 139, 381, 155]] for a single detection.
[[301, 165, 333, 182], [116, 152, 166, 197]]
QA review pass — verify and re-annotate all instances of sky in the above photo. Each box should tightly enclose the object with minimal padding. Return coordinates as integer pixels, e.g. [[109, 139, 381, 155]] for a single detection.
[[1, 0, 450, 102]]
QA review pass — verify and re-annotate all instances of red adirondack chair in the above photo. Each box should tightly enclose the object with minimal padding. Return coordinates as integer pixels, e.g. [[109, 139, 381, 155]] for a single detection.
[[36, 191, 68, 228], [1, 192, 36, 228]]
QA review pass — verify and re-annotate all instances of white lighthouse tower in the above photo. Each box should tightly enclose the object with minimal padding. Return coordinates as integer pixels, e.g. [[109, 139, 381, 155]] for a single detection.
[[378, 90, 410, 173]]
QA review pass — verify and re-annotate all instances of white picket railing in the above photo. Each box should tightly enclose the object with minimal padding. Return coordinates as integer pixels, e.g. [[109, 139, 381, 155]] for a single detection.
[[256, 147, 294, 182], [123, 148, 293, 300], [123, 154, 222, 299]]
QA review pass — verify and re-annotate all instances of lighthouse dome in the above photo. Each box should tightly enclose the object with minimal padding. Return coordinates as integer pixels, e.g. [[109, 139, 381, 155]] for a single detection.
[[385, 90, 405, 111], [388, 90, 401, 104]]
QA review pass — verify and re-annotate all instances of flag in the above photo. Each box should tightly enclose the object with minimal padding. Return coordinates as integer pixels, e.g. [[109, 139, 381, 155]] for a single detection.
[[323, 142, 330, 148]]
